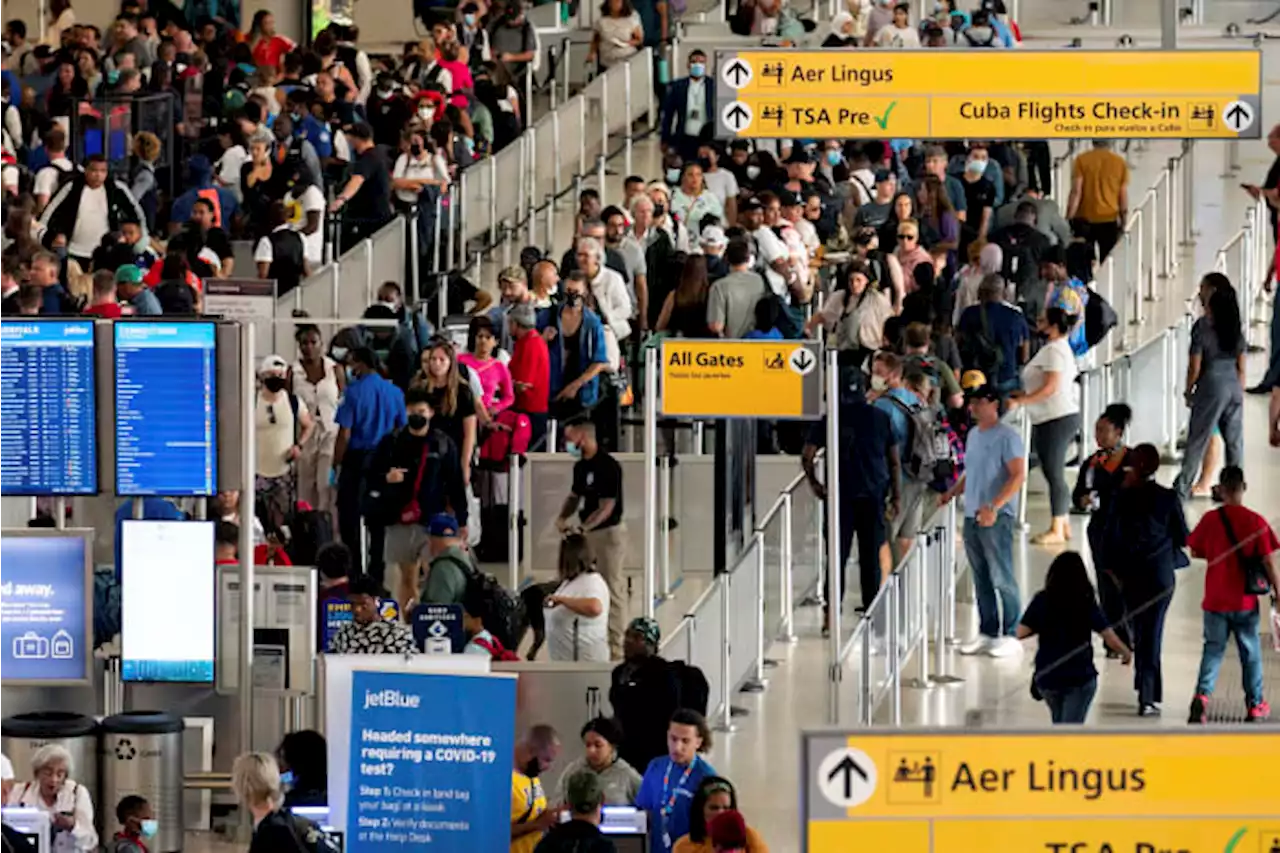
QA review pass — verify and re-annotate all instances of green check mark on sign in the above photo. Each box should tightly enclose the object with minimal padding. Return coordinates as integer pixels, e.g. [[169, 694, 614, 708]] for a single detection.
[[1224, 826, 1248, 853], [874, 101, 899, 130]]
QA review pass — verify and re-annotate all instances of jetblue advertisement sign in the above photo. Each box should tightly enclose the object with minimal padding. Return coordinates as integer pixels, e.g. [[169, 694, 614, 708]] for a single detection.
[[0, 536, 90, 683], [412, 605, 464, 654], [347, 670, 515, 852]]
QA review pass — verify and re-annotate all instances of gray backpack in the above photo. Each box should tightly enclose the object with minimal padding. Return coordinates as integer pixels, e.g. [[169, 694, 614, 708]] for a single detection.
[[886, 394, 950, 483]]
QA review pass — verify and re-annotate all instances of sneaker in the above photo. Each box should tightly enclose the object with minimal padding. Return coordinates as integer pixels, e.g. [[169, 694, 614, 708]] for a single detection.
[[1247, 700, 1272, 722], [985, 636, 1024, 658], [958, 636, 993, 655], [1188, 694, 1210, 724], [1138, 702, 1162, 717]]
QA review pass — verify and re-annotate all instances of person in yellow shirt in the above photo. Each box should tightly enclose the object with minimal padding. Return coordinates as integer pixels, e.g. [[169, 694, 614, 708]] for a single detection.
[[1066, 140, 1129, 264], [672, 777, 769, 853], [511, 725, 564, 853]]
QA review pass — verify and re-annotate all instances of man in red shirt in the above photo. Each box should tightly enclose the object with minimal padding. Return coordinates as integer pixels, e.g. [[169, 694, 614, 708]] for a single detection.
[[84, 270, 124, 318], [508, 302, 550, 449], [1187, 466, 1280, 723]]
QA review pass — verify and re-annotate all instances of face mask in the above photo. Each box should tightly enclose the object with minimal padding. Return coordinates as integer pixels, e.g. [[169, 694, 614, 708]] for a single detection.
[[140, 820, 158, 839], [407, 413, 429, 430], [566, 440, 582, 459], [418, 105, 432, 120], [665, 168, 681, 185], [746, 165, 761, 181], [870, 375, 889, 392], [564, 291, 583, 307], [377, 86, 393, 98], [826, 150, 842, 166], [331, 346, 349, 361], [131, 233, 151, 254], [689, 62, 706, 78], [262, 376, 287, 393], [279, 770, 295, 788], [464, 12, 477, 24], [463, 136, 476, 155], [522, 757, 542, 778], [653, 203, 666, 218], [346, 366, 360, 382], [290, 111, 302, 122], [966, 159, 987, 176], [410, 142, 422, 156]]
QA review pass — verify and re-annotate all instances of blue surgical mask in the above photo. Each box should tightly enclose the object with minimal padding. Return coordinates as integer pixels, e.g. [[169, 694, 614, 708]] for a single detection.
[[965, 158, 987, 175], [279, 770, 295, 788], [666, 168, 681, 185], [140, 820, 158, 839], [464, 12, 476, 24], [689, 62, 706, 78], [347, 366, 359, 382], [566, 440, 583, 459], [330, 346, 349, 361], [826, 150, 841, 166]]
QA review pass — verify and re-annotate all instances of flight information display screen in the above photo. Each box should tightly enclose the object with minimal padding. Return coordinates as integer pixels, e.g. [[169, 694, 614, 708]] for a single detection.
[[114, 322, 217, 496], [0, 320, 98, 496]]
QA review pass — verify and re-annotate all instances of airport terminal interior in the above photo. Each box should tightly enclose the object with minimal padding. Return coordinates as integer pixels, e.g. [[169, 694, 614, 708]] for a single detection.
[[0, 0, 1278, 849]]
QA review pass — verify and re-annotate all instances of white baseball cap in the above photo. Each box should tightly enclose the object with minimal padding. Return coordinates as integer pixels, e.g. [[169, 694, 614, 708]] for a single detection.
[[700, 225, 728, 247], [258, 355, 289, 376]]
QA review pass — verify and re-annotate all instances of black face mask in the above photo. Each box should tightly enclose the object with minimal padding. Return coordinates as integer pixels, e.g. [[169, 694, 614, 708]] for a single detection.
[[564, 292, 583, 307], [409, 142, 422, 156], [407, 413, 429, 430], [263, 376, 287, 393], [522, 757, 541, 778], [653, 203, 666, 217]]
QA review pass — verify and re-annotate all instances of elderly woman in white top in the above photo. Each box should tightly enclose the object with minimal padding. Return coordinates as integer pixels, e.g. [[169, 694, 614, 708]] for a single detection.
[[6, 745, 98, 853]]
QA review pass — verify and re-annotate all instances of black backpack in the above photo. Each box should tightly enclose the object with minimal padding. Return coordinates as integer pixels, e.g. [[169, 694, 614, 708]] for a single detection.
[[960, 304, 1004, 378], [996, 229, 1041, 297], [1083, 286, 1118, 347], [448, 553, 528, 651], [670, 660, 710, 715]]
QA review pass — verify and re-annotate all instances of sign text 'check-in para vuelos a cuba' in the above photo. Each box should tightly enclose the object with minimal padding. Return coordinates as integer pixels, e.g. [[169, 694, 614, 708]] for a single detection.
[[802, 728, 1280, 853], [716, 50, 1262, 140]]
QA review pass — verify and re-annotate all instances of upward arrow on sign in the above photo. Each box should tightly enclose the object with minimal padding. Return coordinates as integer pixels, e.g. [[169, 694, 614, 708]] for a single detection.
[[725, 103, 751, 130], [827, 755, 870, 801], [725, 60, 750, 85]]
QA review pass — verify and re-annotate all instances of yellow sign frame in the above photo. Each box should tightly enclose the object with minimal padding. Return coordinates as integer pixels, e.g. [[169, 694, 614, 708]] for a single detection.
[[659, 339, 824, 419], [803, 727, 1280, 853], [716, 49, 1262, 139]]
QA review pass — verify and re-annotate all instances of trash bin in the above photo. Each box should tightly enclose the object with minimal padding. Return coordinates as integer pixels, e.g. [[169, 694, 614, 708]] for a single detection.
[[99, 712, 184, 853], [1, 711, 100, 815]]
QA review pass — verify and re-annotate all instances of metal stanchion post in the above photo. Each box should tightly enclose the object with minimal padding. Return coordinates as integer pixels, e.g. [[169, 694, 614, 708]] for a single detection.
[[780, 492, 797, 643], [548, 418, 559, 453], [813, 480, 826, 608], [238, 325, 256, 813], [432, 194, 443, 278], [743, 531, 768, 692], [659, 454, 672, 599], [889, 578, 902, 726], [824, 350, 842, 725], [544, 193, 555, 253], [904, 532, 932, 689], [596, 154, 607, 194], [488, 157, 499, 256], [508, 457, 521, 591], [408, 205, 421, 304], [1162, 161, 1174, 278], [623, 61, 634, 179], [524, 68, 533, 128], [527, 133, 538, 247], [1017, 409, 1031, 531], [458, 170, 469, 264], [643, 348, 658, 619], [717, 578, 736, 732], [363, 237, 375, 306], [552, 111, 563, 203], [931, 522, 963, 684], [549, 44, 559, 110], [1145, 191, 1158, 302], [517, 136, 528, 236], [1181, 142, 1196, 245], [503, 225, 513, 268], [444, 186, 455, 272], [578, 96, 587, 178], [692, 421, 705, 455], [330, 263, 340, 319], [1132, 213, 1145, 324]]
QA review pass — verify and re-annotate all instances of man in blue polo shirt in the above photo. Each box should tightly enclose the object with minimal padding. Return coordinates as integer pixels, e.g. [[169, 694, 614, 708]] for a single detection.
[[334, 347, 405, 579]]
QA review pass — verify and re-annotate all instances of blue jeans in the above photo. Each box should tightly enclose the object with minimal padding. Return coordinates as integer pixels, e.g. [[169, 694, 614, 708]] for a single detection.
[[963, 513, 1020, 638], [1041, 677, 1098, 724], [1195, 607, 1264, 707]]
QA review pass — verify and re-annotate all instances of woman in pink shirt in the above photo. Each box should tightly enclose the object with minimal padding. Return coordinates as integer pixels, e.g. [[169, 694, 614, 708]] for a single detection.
[[458, 315, 514, 419]]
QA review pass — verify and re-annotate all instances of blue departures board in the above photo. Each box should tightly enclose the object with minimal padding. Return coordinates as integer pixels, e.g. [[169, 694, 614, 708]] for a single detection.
[[114, 322, 217, 496], [0, 321, 98, 496]]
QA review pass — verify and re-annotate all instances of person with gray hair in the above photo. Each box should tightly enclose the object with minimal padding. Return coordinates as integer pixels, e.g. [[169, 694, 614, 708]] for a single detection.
[[575, 236, 632, 344], [6, 744, 98, 852], [508, 298, 552, 448], [231, 751, 315, 852]]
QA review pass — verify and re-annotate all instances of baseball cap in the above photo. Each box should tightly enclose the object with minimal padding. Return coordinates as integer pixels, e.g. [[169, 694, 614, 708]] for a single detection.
[[563, 769, 606, 814], [428, 513, 460, 537], [739, 196, 763, 213], [347, 121, 375, 141], [259, 355, 289, 376], [784, 147, 813, 165], [647, 181, 671, 198], [700, 225, 728, 247], [778, 189, 802, 207], [874, 168, 894, 183], [115, 264, 144, 284], [961, 369, 999, 401]]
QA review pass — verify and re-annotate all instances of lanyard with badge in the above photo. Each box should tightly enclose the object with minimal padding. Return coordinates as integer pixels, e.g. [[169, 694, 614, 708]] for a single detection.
[[659, 758, 696, 848]]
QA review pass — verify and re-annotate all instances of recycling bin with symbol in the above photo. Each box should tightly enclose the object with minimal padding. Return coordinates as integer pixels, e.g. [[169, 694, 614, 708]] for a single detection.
[[2, 711, 101, 823], [100, 712, 185, 853]]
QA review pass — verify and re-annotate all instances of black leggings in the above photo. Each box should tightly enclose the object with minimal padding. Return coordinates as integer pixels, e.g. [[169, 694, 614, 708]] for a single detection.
[[1032, 413, 1079, 517]]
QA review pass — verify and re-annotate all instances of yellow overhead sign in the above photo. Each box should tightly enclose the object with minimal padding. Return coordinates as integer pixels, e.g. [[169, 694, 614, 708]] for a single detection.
[[659, 339, 823, 419], [716, 50, 1262, 139], [803, 729, 1280, 852]]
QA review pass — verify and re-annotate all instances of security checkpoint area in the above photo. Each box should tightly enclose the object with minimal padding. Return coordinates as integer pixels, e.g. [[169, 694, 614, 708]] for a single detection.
[[2, 0, 1280, 847]]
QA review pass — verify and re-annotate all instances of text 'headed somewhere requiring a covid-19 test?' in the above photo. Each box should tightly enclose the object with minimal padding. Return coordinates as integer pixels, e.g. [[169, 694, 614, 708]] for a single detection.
[[715, 50, 1262, 140]]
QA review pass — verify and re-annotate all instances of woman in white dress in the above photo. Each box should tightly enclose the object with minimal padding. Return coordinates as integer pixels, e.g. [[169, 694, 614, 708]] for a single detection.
[[291, 323, 345, 513], [6, 745, 97, 853], [546, 533, 611, 662]]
